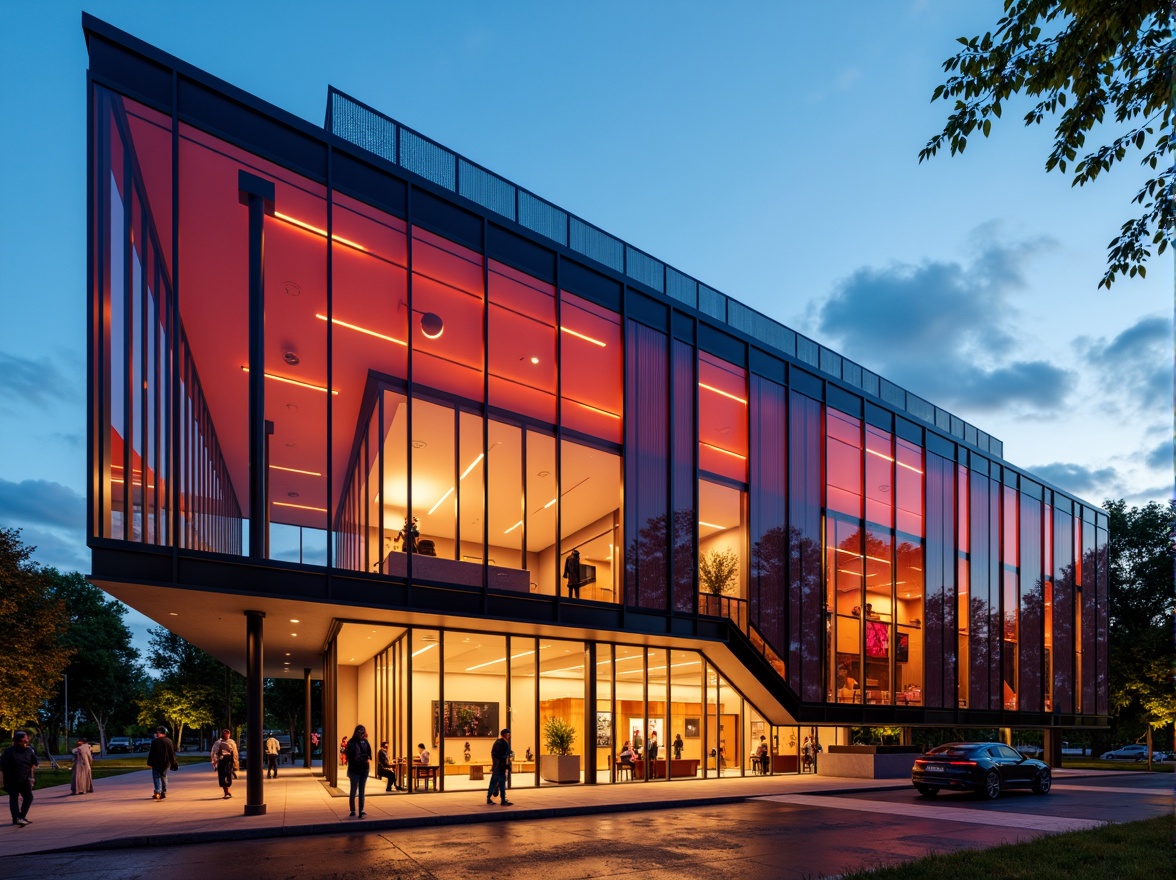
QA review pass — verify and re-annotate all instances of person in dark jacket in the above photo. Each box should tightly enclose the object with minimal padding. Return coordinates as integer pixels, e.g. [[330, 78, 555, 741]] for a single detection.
[[562, 549, 583, 598], [345, 724, 373, 818], [486, 728, 512, 806], [146, 726, 177, 799], [377, 741, 400, 791], [1, 731, 38, 826]]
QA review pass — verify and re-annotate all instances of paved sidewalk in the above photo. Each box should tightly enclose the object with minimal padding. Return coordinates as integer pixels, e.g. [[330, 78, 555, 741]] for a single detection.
[[0, 763, 1097, 857]]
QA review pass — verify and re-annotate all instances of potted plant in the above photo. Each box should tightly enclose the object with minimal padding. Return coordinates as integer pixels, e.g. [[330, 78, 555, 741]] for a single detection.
[[699, 548, 739, 616], [539, 717, 580, 784]]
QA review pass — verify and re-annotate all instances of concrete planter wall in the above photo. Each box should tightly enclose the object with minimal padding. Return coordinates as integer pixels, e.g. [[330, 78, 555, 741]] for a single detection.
[[821, 745, 920, 779], [540, 754, 580, 784]]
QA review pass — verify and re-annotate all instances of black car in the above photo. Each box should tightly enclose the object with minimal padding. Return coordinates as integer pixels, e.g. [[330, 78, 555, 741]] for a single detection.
[[912, 742, 1052, 799]]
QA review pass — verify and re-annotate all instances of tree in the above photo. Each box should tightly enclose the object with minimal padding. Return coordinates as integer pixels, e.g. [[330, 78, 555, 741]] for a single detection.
[[0, 529, 74, 735], [266, 677, 309, 756], [920, 1, 1173, 288], [137, 679, 216, 747], [1104, 499, 1175, 749], [43, 570, 145, 754], [147, 627, 242, 742]]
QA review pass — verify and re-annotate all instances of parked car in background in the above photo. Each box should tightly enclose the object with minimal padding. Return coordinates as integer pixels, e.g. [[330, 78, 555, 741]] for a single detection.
[[912, 742, 1052, 799], [107, 736, 133, 753], [133, 738, 152, 752], [1099, 744, 1168, 761], [1013, 743, 1044, 757]]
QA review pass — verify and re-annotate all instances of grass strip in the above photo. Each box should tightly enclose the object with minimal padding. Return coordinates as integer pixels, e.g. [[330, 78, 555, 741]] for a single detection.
[[839, 815, 1172, 880]]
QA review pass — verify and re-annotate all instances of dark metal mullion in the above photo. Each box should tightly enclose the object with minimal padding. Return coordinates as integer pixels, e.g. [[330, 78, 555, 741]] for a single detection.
[[405, 186, 414, 591], [554, 256, 563, 602], [480, 234, 490, 607], [138, 197, 150, 543], [326, 147, 335, 572], [377, 394, 384, 573], [641, 650, 649, 781], [120, 144, 133, 540], [692, 344, 700, 615], [152, 256, 163, 544], [451, 406, 459, 563], [437, 632, 445, 790], [90, 84, 108, 541]]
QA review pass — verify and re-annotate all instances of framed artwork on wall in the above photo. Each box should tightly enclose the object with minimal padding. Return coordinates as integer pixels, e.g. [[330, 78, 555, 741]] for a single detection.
[[596, 712, 612, 748], [684, 718, 700, 738]]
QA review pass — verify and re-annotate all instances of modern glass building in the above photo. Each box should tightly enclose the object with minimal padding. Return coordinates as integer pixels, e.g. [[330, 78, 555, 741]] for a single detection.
[[84, 15, 1108, 808]]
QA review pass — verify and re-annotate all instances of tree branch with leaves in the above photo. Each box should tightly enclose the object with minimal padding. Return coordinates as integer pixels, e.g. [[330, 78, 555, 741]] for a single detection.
[[920, 1, 1173, 288]]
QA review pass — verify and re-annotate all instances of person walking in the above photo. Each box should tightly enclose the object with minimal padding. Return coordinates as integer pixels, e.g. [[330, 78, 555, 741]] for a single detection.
[[146, 726, 177, 799], [71, 738, 94, 794], [1, 731, 38, 826], [672, 734, 684, 760], [265, 733, 280, 779], [486, 728, 512, 805], [211, 728, 239, 799], [345, 724, 372, 818]]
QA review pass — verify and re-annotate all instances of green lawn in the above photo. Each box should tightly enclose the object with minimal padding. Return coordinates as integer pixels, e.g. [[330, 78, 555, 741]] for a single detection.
[[1062, 758, 1173, 773], [32, 754, 209, 789], [839, 816, 1171, 880]]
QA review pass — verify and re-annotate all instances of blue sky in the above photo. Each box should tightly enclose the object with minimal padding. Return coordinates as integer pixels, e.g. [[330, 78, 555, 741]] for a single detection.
[[1, 0, 1170, 598]]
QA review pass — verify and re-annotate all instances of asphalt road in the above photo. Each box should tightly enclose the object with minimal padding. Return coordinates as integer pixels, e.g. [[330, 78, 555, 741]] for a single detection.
[[5, 775, 1168, 879]]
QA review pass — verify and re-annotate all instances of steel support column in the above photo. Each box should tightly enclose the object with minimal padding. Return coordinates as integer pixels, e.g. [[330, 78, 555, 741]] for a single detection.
[[244, 609, 266, 816], [238, 170, 274, 560], [304, 668, 313, 770]]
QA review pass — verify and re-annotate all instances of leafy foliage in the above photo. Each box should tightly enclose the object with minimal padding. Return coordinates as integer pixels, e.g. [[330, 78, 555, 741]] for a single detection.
[[920, 1, 1173, 288], [147, 626, 241, 738], [0, 529, 74, 732], [542, 716, 576, 756], [1104, 499, 1176, 740], [699, 548, 739, 596], [43, 570, 144, 750]]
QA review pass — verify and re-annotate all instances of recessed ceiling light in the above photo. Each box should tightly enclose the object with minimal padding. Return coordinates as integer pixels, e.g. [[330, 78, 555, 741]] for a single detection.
[[285, 652, 291, 656], [412, 440, 426, 449], [291, 633, 297, 637], [420, 311, 444, 339], [169, 612, 178, 616], [530, 356, 539, 364], [283, 351, 300, 366], [290, 619, 300, 623]]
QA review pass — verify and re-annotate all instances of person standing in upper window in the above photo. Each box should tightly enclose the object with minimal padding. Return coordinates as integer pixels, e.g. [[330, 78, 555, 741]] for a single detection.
[[562, 549, 583, 598]]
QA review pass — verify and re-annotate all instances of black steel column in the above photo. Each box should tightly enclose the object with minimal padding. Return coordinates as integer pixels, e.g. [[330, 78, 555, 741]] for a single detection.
[[304, 668, 313, 770], [585, 642, 597, 784], [238, 171, 275, 559], [244, 610, 266, 815]]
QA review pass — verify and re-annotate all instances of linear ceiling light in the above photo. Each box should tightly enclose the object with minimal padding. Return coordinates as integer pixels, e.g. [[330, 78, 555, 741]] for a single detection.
[[698, 520, 727, 530], [315, 313, 406, 346], [699, 441, 746, 460], [411, 643, 436, 658], [896, 460, 924, 474], [273, 501, 327, 512], [560, 326, 606, 347], [273, 211, 367, 252], [466, 649, 536, 672], [698, 382, 747, 404], [270, 464, 322, 477], [460, 453, 485, 480], [240, 366, 338, 395], [504, 520, 523, 534], [427, 486, 454, 516], [567, 399, 621, 420], [867, 448, 894, 462]]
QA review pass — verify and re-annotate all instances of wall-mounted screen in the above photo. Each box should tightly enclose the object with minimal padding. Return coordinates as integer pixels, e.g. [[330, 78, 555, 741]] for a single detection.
[[865, 620, 889, 658]]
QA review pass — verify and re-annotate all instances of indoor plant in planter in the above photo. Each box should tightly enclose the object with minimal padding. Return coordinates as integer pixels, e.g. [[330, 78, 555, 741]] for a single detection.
[[699, 548, 739, 615], [540, 717, 579, 784]]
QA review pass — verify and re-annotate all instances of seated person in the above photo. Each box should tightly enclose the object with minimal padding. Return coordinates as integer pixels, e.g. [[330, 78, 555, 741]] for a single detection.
[[415, 743, 430, 764], [619, 741, 635, 765], [377, 741, 401, 791]]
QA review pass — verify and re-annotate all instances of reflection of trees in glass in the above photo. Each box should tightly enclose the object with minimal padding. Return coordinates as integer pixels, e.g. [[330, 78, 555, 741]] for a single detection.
[[626, 510, 693, 610], [787, 525, 823, 701]]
